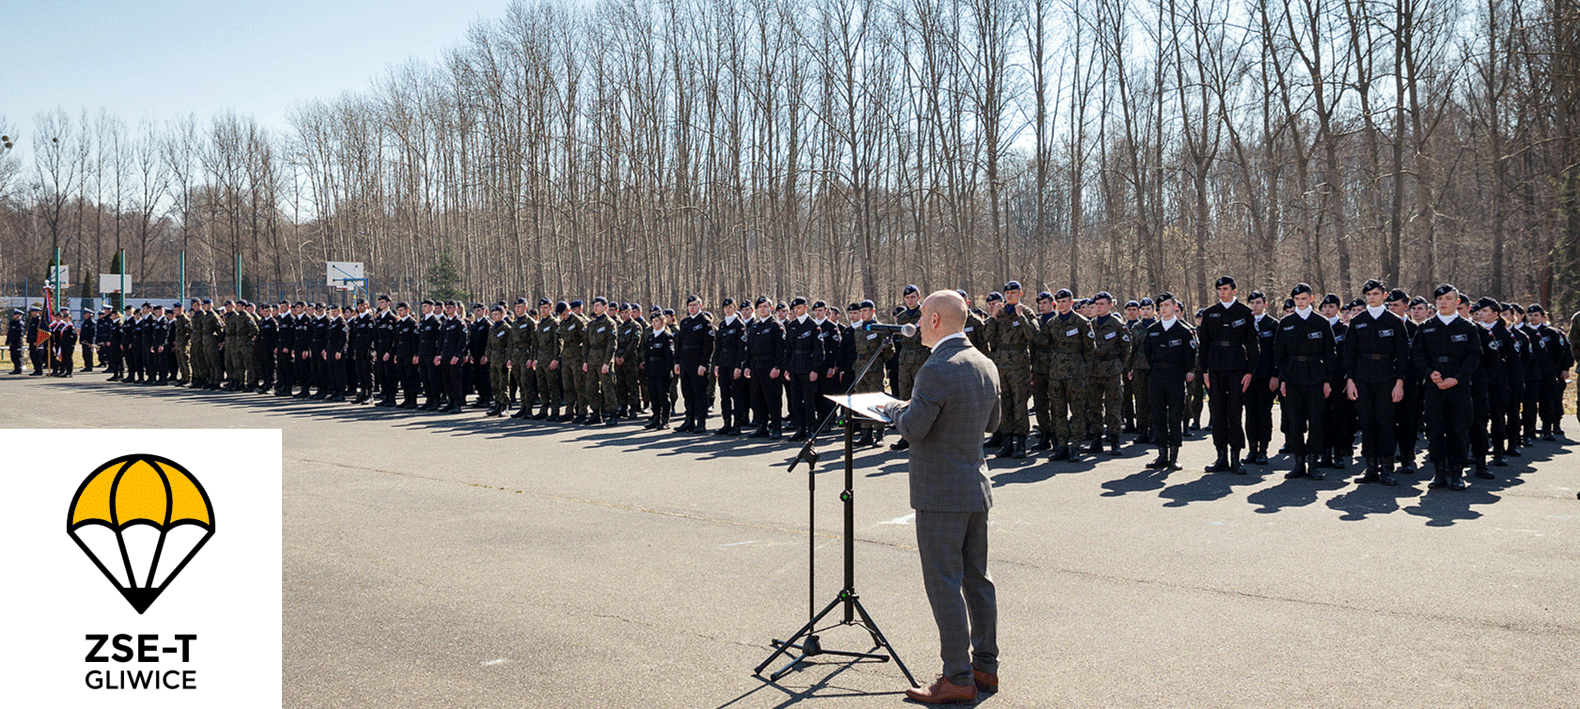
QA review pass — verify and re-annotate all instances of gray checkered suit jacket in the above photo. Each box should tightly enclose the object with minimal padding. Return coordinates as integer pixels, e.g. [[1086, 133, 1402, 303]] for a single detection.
[[891, 334, 1001, 512]]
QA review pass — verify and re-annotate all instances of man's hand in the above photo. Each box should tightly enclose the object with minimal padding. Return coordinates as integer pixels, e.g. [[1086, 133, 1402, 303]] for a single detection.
[[770, 367, 780, 379], [697, 365, 706, 377], [600, 363, 609, 375], [733, 368, 742, 380], [1187, 372, 1195, 383], [450, 356, 460, 366], [809, 371, 818, 382], [433, 356, 441, 366], [1279, 381, 1286, 397], [1203, 372, 1210, 390], [549, 359, 558, 370], [1345, 380, 1358, 401], [335, 352, 342, 360], [581, 362, 588, 372], [673, 364, 681, 376], [1240, 373, 1252, 392], [1391, 380, 1404, 403], [1438, 377, 1459, 390]]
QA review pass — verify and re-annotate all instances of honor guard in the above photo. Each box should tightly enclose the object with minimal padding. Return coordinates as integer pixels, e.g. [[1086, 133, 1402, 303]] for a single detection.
[[484, 305, 512, 416], [466, 304, 491, 408], [745, 297, 787, 439], [1275, 284, 1339, 480], [781, 297, 824, 441], [1198, 276, 1259, 473], [1342, 280, 1409, 485], [1387, 290, 1423, 471], [1471, 297, 1514, 477], [5, 309, 22, 374], [1245, 292, 1277, 464], [643, 311, 677, 429], [1143, 294, 1196, 471], [1412, 284, 1481, 490], [674, 295, 715, 432], [393, 302, 420, 408], [811, 301, 843, 425], [1318, 294, 1355, 468], [712, 298, 748, 435]]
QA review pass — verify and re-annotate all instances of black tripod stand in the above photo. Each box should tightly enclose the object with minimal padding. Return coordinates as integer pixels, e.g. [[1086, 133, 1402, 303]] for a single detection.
[[753, 336, 919, 688]]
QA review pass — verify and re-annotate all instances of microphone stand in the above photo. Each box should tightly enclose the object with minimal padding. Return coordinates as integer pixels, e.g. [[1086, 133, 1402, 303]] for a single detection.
[[753, 332, 918, 688]]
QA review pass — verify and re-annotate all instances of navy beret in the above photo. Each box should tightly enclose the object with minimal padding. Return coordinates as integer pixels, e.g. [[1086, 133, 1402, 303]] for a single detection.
[[201, 298, 213, 305], [514, 297, 528, 305], [1321, 293, 1341, 307], [860, 300, 875, 310], [1054, 289, 1073, 300], [538, 297, 552, 306], [1215, 276, 1236, 288], [1003, 280, 1022, 291], [491, 305, 505, 313], [1037, 291, 1054, 302], [985, 292, 1004, 303], [1140, 297, 1155, 307], [593, 296, 608, 305], [1094, 291, 1114, 302], [555, 301, 569, 314], [569, 299, 583, 308], [1125, 300, 1140, 308], [903, 284, 919, 296]]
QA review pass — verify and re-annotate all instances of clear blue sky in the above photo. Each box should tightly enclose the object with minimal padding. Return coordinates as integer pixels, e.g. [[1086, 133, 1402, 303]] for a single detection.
[[0, 0, 510, 158]]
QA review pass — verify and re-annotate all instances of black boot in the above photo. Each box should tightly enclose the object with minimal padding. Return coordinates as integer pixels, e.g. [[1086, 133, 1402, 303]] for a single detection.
[[1050, 443, 1070, 461], [675, 416, 694, 432], [1229, 448, 1245, 474], [1284, 454, 1309, 479], [1358, 457, 1380, 484], [1307, 455, 1325, 481], [1148, 447, 1169, 469], [1085, 437, 1103, 455], [1378, 456, 1398, 486], [1428, 463, 1449, 489], [770, 422, 783, 440], [643, 415, 660, 430], [1109, 435, 1122, 457], [856, 429, 875, 448], [748, 424, 770, 439], [586, 412, 603, 426], [1447, 466, 1470, 490], [1013, 435, 1029, 459], [1032, 434, 1052, 452], [1206, 448, 1231, 473], [984, 431, 1005, 450], [1398, 454, 1418, 473], [1164, 446, 1182, 471], [1473, 460, 1494, 480], [1066, 443, 1082, 463], [604, 411, 619, 426], [995, 435, 1015, 459], [486, 404, 501, 417]]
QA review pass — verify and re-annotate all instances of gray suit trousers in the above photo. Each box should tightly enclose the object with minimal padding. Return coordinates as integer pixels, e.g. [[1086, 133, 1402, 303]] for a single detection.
[[916, 509, 998, 686]]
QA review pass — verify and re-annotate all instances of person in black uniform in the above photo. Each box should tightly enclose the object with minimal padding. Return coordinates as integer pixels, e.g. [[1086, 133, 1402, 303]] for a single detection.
[[255, 303, 276, 394], [1529, 305, 1573, 439], [1413, 284, 1481, 490], [812, 300, 843, 425], [745, 296, 787, 439], [1500, 304, 1529, 457], [78, 310, 96, 372], [55, 309, 78, 377], [1143, 294, 1196, 471], [346, 300, 372, 404], [1341, 280, 1409, 485], [373, 296, 398, 406], [1317, 294, 1354, 469], [838, 303, 860, 391], [1274, 284, 1338, 480], [466, 303, 491, 408], [439, 301, 468, 413], [712, 298, 747, 435], [393, 302, 420, 409], [146, 306, 168, 384], [781, 296, 825, 442], [1246, 291, 1279, 464], [1472, 297, 1516, 475], [416, 300, 442, 409], [674, 295, 715, 433], [5, 309, 22, 374], [302, 303, 327, 398], [99, 305, 119, 380], [1198, 276, 1259, 473], [1384, 290, 1422, 471], [643, 312, 677, 430]]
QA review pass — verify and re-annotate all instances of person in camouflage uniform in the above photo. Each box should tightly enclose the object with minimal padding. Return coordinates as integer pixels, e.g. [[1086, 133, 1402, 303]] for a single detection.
[[534, 301, 566, 420], [615, 303, 645, 418], [507, 298, 539, 419], [172, 302, 193, 386], [1037, 289, 1094, 461], [1127, 298, 1156, 444], [895, 283, 925, 399], [983, 281, 1040, 459], [1085, 292, 1131, 455], [1030, 291, 1057, 451], [959, 289, 988, 350], [559, 300, 589, 422], [484, 305, 512, 416], [582, 297, 620, 426]]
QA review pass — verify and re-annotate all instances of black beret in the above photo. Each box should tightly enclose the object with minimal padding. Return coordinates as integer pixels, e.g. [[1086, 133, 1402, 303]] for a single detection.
[[377, 294, 391, 302], [327, 303, 341, 310], [1054, 288, 1073, 300], [1125, 300, 1140, 308], [1215, 276, 1236, 288], [396, 301, 410, 309], [1362, 279, 1386, 293], [755, 296, 770, 306], [1320, 293, 1341, 307], [554, 301, 569, 314], [1457, 293, 1471, 305], [1195, 308, 1206, 318], [1093, 291, 1114, 302], [1528, 303, 1545, 314], [491, 305, 505, 313], [1348, 298, 1366, 310], [1432, 284, 1457, 298], [537, 297, 552, 306], [985, 291, 1004, 303], [420, 299, 435, 306], [513, 297, 528, 305], [790, 296, 808, 307], [471, 303, 485, 310], [201, 298, 213, 305], [223, 299, 235, 306], [1475, 297, 1501, 311], [686, 294, 700, 304], [663, 308, 676, 316], [1284, 298, 1296, 309], [649, 305, 661, 313], [569, 299, 583, 308], [1290, 283, 1314, 297], [189, 298, 200, 304], [776, 302, 788, 310], [356, 298, 368, 306], [810, 300, 825, 310], [1037, 291, 1054, 302], [955, 289, 969, 300], [294, 301, 307, 308], [1510, 303, 1524, 313], [1410, 296, 1429, 307], [721, 297, 735, 307], [1004, 280, 1022, 291], [593, 296, 608, 305], [848, 302, 862, 311], [829, 306, 842, 315], [1247, 291, 1265, 302], [1140, 297, 1155, 307], [1157, 292, 1175, 303], [1078, 298, 1093, 308], [1385, 289, 1409, 303], [903, 284, 919, 296], [860, 300, 875, 310], [1499, 302, 1513, 312], [892, 305, 905, 316]]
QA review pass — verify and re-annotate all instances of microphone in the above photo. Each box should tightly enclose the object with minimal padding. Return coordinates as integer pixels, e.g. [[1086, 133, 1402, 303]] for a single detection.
[[862, 322, 917, 338]]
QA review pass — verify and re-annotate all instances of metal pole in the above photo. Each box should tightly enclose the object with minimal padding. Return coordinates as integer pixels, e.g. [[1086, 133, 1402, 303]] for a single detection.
[[119, 249, 128, 312], [53, 247, 61, 313], [178, 250, 186, 304], [235, 252, 241, 301]]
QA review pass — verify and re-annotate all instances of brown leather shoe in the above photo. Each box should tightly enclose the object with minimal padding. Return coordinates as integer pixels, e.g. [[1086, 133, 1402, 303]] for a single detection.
[[905, 675, 977, 704], [973, 669, 998, 693]]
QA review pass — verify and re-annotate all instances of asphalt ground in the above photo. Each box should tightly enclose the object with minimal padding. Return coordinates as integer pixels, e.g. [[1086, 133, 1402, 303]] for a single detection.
[[4, 372, 1579, 708]]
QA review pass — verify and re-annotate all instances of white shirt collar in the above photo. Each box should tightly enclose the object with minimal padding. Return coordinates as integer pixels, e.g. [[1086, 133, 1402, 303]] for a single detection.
[[1160, 317, 1177, 330], [812, 316, 825, 325], [1295, 306, 1313, 320], [1367, 305, 1386, 318], [796, 314, 809, 324], [934, 331, 967, 347], [725, 313, 737, 325], [1437, 313, 1457, 325], [1326, 315, 1340, 326]]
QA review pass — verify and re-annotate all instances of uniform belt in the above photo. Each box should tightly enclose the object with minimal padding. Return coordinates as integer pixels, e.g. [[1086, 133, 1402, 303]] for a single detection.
[[1152, 361, 1185, 368], [1363, 353, 1390, 360], [1216, 341, 1237, 347], [1435, 356, 1454, 363], [1293, 356, 1315, 362]]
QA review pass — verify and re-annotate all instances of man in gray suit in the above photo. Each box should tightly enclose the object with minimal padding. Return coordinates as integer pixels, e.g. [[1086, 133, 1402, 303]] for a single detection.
[[882, 290, 1002, 704]]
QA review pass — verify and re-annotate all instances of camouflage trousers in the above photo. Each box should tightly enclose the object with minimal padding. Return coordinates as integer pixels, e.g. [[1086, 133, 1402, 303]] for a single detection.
[[536, 363, 563, 413], [513, 363, 538, 411], [897, 356, 926, 400], [580, 363, 618, 414], [992, 355, 1032, 435], [1045, 377, 1086, 445], [175, 348, 191, 383], [1087, 373, 1123, 437], [1129, 370, 1150, 434], [227, 345, 255, 386], [617, 361, 642, 412], [491, 362, 511, 404]]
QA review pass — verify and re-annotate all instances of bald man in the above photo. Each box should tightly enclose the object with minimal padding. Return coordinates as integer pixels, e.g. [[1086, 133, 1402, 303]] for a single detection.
[[881, 290, 1001, 704]]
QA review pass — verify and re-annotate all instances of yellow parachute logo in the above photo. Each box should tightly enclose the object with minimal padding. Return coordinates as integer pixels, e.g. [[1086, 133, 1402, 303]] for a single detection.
[[67, 455, 215, 614]]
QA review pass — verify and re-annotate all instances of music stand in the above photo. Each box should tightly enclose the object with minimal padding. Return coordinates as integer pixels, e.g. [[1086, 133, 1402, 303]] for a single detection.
[[753, 336, 919, 688]]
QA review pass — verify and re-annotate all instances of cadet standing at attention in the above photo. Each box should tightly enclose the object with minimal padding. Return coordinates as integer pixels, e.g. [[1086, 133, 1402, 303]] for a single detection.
[[1085, 292, 1130, 456], [1198, 277, 1259, 473], [1144, 294, 1195, 471], [983, 282, 1039, 459], [1413, 284, 1481, 490]]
